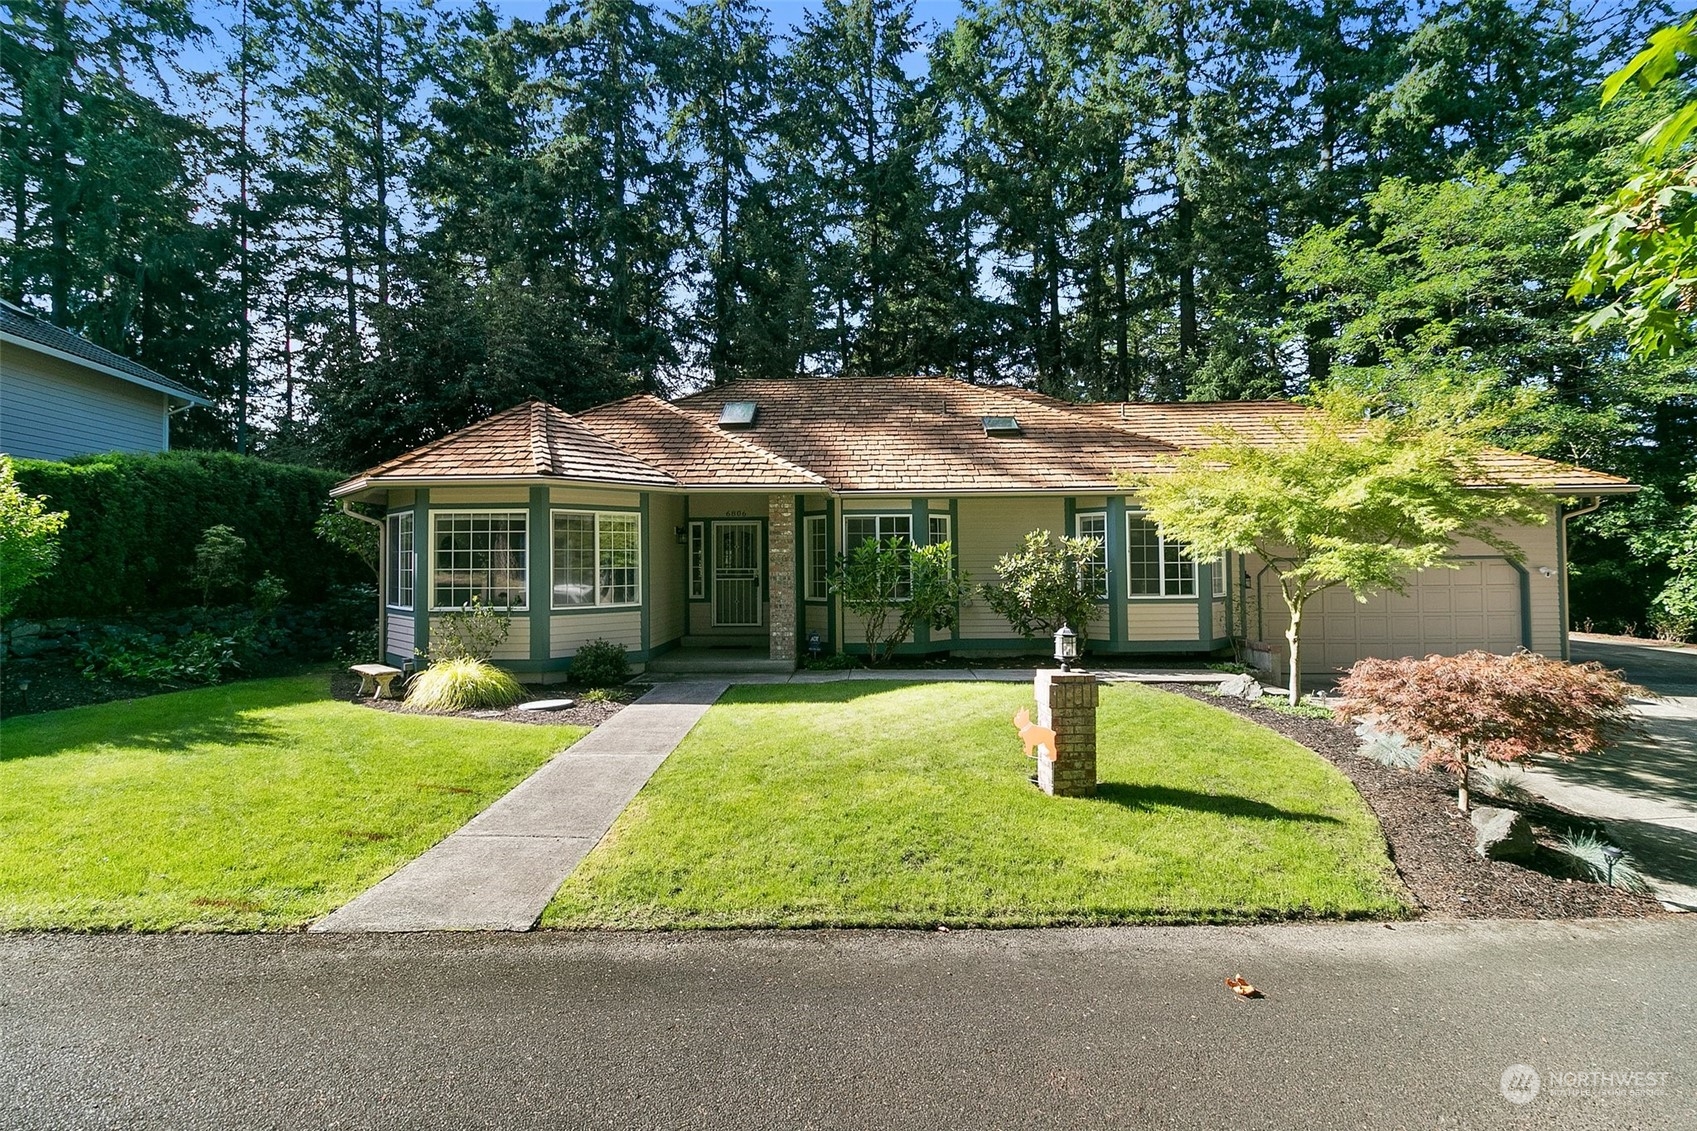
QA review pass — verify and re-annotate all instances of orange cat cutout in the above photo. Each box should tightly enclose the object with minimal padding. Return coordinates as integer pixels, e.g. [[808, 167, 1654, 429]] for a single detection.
[[1013, 708, 1058, 762]]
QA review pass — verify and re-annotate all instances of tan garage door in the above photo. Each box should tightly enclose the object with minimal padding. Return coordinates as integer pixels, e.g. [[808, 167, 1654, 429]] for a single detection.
[[1297, 558, 1525, 674]]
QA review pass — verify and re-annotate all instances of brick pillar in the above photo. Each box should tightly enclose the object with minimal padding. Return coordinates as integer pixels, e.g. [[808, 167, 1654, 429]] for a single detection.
[[767, 494, 798, 665], [1035, 670, 1099, 798]]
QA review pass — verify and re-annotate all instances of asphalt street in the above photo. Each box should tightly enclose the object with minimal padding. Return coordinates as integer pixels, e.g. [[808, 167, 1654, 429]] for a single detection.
[[3, 919, 1693, 1130]]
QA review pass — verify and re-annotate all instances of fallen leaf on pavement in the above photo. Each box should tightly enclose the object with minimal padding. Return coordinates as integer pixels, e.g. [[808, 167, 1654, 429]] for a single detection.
[[1225, 976, 1263, 999]]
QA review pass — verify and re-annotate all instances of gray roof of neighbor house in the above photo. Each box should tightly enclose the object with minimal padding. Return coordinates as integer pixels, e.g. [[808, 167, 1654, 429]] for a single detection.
[[333, 375, 1639, 497], [0, 301, 211, 406]]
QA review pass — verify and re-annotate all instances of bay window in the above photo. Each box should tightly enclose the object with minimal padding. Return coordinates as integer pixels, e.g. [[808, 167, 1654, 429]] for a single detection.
[[553, 510, 641, 608], [432, 512, 527, 610]]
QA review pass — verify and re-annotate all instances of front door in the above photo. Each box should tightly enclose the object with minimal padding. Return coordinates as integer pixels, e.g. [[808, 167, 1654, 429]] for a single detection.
[[712, 521, 763, 627]]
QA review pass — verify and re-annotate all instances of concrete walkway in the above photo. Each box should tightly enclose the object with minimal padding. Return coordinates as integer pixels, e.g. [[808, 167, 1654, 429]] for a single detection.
[[313, 680, 729, 933], [1518, 635, 1697, 910], [640, 665, 1234, 686]]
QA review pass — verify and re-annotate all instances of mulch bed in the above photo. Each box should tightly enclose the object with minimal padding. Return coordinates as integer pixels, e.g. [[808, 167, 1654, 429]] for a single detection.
[[330, 670, 634, 728], [1168, 684, 1668, 920]]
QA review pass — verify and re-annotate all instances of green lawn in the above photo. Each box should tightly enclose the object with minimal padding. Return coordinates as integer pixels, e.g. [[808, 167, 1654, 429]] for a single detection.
[[0, 674, 584, 931], [544, 681, 1407, 929]]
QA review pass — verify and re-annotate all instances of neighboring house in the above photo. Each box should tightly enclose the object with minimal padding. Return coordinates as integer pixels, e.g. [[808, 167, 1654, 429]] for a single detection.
[[329, 376, 1635, 678], [0, 301, 210, 460]]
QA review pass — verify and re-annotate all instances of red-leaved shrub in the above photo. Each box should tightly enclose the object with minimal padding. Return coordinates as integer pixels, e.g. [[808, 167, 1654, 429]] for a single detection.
[[1335, 651, 1644, 811]]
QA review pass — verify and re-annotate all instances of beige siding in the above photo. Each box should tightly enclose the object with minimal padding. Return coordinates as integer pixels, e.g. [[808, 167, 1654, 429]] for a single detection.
[[1, 346, 170, 458], [687, 492, 767, 519], [431, 486, 529, 504], [649, 493, 686, 647], [1125, 601, 1200, 642], [548, 486, 640, 508], [431, 614, 529, 661], [551, 610, 642, 657], [955, 497, 1066, 640], [385, 610, 414, 659]]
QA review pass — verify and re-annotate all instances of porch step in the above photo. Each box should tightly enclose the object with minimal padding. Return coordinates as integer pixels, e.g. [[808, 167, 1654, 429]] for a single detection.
[[680, 634, 768, 649], [646, 647, 796, 676]]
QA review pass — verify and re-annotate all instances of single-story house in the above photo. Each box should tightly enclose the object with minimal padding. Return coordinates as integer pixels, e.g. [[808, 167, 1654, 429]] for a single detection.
[[329, 376, 1635, 678], [0, 300, 210, 460]]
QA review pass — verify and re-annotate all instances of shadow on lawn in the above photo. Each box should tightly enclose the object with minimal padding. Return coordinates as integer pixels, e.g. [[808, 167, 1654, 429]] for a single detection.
[[1095, 782, 1343, 825], [0, 705, 286, 762]]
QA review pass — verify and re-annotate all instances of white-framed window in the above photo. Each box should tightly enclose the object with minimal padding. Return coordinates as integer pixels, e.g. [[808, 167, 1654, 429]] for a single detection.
[[927, 514, 951, 546], [1213, 552, 1228, 597], [1127, 512, 1196, 598], [431, 511, 527, 610], [553, 510, 641, 608], [386, 511, 415, 610], [844, 513, 914, 598], [803, 514, 829, 601], [1075, 511, 1108, 600], [688, 521, 706, 599]]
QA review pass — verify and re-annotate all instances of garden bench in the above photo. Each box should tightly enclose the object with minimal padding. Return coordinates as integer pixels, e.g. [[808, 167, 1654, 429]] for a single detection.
[[350, 663, 404, 700]]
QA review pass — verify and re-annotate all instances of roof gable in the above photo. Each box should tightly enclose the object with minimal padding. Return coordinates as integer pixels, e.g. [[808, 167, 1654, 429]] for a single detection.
[[0, 302, 210, 406]]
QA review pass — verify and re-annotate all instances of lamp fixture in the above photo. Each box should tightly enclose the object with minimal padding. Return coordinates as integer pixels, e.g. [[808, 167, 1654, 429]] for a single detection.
[[1053, 622, 1078, 672]]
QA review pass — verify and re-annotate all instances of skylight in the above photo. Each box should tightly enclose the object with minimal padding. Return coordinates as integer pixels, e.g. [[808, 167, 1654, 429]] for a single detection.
[[981, 415, 1021, 436], [719, 401, 758, 428]]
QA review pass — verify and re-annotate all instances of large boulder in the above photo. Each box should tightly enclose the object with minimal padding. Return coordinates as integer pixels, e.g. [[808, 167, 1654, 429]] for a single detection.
[[1216, 674, 1265, 702], [1470, 806, 1537, 862]]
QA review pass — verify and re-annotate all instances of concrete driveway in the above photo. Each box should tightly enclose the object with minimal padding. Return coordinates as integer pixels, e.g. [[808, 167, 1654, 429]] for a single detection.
[[1517, 634, 1697, 909]]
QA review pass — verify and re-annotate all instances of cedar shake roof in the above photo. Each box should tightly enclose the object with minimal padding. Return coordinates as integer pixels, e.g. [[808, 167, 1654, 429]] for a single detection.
[[337, 400, 676, 490], [662, 377, 1178, 492], [334, 377, 1636, 496], [1070, 400, 1635, 493], [576, 394, 826, 487]]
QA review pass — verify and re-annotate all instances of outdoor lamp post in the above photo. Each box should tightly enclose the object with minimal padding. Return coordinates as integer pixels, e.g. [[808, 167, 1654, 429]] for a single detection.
[[1054, 622, 1078, 672], [1602, 844, 1624, 887]]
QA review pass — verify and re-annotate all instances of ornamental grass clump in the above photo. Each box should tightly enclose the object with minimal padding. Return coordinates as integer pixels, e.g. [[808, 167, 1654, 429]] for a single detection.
[[1336, 651, 1644, 812], [404, 658, 525, 712]]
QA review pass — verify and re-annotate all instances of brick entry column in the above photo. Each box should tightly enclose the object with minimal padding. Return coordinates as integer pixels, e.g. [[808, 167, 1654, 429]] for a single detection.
[[1035, 670, 1099, 797], [767, 494, 798, 665]]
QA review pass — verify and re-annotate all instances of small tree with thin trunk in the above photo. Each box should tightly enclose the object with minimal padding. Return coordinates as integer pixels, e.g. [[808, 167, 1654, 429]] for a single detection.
[[831, 537, 966, 666], [1121, 401, 1550, 703], [1336, 651, 1643, 811]]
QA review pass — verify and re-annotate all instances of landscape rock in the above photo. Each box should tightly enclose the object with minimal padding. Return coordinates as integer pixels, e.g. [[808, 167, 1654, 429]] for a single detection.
[[1470, 806, 1538, 862], [1215, 674, 1264, 702]]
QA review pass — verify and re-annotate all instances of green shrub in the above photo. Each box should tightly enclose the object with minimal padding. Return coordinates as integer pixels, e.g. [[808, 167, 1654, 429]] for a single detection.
[[979, 530, 1102, 647], [570, 638, 630, 687], [9, 451, 358, 617], [80, 626, 248, 686], [190, 525, 248, 605], [0, 454, 69, 618], [579, 687, 615, 704], [404, 658, 525, 712], [427, 596, 513, 663]]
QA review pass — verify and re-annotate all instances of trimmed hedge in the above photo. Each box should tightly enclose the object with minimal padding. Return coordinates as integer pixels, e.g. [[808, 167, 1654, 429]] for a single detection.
[[12, 451, 364, 618]]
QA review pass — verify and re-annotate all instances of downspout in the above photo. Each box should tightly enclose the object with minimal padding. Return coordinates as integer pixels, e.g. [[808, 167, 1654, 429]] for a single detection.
[[1557, 496, 1603, 659], [342, 500, 386, 661]]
